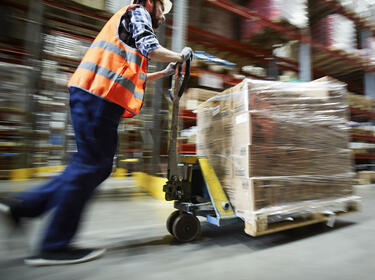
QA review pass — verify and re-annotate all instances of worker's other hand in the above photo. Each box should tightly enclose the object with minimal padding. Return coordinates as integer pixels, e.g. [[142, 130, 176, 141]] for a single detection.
[[162, 62, 177, 77], [181, 47, 193, 62]]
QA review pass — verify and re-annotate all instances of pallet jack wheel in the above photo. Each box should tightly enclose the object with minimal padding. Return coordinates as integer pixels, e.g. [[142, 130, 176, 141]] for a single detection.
[[166, 210, 181, 235], [172, 213, 201, 242]]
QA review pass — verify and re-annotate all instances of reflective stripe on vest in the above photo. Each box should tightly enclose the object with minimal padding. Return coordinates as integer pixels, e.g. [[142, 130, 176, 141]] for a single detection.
[[68, 5, 148, 118], [90, 41, 143, 67], [77, 61, 144, 100]]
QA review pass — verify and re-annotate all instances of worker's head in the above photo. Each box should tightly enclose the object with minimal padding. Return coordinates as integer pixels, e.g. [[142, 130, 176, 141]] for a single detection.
[[132, 0, 172, 29]]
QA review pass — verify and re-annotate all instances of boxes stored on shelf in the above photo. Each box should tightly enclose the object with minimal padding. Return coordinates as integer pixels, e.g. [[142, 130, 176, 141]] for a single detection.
[[197, 78, 356, 223], [337, 0, 372, 19], [189, 0, 235, 39], [106, 0, 132, 13], [241, 0, 308, 41], [72, 0, 105, 10], [311, 14, 356, 52], [0, 62, 31, 171], [347, 92, 374, 111], [44, 34, 90, 60]]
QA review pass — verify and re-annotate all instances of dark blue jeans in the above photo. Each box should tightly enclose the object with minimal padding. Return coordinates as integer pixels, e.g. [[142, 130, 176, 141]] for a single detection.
[[13, 87, 124, 251]]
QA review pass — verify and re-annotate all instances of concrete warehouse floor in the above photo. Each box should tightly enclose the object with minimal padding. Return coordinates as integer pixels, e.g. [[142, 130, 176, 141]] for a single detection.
[[0, 178, 374, 280]]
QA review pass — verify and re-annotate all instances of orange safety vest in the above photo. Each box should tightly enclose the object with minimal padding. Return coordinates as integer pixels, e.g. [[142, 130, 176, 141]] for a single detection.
[[68, 5, 148, 118]]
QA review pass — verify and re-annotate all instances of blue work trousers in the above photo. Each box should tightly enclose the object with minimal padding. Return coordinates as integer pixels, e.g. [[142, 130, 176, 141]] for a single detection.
[[14, 87, 124, 251]]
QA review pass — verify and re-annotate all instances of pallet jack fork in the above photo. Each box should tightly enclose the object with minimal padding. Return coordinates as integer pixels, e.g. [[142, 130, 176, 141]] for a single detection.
[[163, 58, 239, 243]]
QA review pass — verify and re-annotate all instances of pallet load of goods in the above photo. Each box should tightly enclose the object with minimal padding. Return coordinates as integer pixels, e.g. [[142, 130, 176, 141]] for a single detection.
[[196, 78, 359, 236]]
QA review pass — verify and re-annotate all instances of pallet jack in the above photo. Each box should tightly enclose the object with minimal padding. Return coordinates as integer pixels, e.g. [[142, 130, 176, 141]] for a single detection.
[[163, 58, 240, 243]]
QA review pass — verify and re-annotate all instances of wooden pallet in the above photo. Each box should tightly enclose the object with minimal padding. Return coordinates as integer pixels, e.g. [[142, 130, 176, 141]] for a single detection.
[[243, 199, 359, 237]]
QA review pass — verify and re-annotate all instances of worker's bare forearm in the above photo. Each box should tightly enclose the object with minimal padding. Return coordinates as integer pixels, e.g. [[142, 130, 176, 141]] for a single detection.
[[147, 71, 164, 82], [148, 46, 183, 63]]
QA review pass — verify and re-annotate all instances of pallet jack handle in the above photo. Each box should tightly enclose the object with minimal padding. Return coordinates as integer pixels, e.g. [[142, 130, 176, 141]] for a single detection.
[[177, 57, 191, 97], [167, 57, 192, 180]]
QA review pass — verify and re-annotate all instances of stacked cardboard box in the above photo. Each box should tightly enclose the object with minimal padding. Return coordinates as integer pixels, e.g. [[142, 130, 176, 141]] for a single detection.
[[197, 78, 356, 221], [180, 88, 221, 110]]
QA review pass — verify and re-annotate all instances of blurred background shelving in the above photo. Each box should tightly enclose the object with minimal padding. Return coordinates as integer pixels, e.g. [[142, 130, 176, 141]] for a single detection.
[[1, 0, 375, 182]]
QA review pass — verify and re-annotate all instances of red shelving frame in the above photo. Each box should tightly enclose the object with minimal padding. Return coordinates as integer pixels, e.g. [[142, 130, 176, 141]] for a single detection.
[[179, 109, 197, 120], [354, 154, 375, 160], [179, 143, 196, 154], [350, 107, 375, 119], [351, 134, 375, 142]]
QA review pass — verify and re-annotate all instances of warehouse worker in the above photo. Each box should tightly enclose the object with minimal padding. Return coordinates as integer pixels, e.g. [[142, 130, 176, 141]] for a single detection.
[[0, 0, 193, 266]]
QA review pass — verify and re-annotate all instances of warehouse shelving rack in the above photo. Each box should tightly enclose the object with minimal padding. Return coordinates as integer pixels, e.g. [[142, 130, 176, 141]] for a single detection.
[[1, 0, 375, 178], [202, 0, 375, 92], [0, 0, 131, 177]]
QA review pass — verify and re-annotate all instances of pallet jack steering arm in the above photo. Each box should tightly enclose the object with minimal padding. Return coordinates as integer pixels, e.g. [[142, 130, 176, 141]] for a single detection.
[[167, 58, 192, 180]]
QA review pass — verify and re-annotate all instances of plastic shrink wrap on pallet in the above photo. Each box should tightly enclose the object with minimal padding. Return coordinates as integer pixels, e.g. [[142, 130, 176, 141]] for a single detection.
[[197, 78, 360, 226]]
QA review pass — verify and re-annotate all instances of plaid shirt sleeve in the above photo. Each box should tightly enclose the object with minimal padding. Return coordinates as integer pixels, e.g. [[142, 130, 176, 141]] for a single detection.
[[121, 6, 161, 58]]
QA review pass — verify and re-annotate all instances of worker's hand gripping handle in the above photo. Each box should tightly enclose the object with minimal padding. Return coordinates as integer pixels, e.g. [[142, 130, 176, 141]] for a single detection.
[[177, 57, 191, 98]]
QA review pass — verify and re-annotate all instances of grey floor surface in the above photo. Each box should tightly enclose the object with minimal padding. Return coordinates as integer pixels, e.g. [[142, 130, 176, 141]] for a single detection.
[[0, 178, 374, 280]]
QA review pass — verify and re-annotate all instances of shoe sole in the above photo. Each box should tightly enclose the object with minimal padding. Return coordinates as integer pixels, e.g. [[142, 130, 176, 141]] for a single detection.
[[24, 249, 106, 266]]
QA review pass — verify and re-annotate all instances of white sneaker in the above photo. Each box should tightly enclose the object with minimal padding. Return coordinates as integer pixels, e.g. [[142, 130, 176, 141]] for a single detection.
[[25, 247, 106, 266]]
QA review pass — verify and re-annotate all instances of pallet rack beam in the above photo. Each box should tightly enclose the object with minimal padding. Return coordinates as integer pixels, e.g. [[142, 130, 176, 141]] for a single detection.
[[299, 42, 312, 81], [171, 0, 187, 52], [354, 154, 375, 160], [266, 58, 279, 80], [350, 107, 375, 119], [351, 134, 375, 142]]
